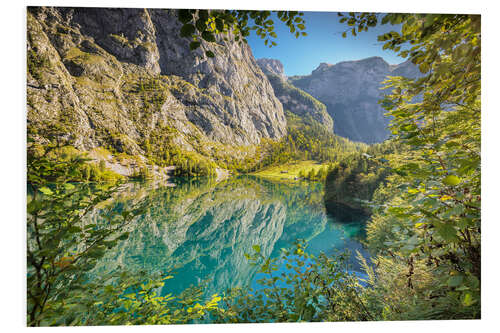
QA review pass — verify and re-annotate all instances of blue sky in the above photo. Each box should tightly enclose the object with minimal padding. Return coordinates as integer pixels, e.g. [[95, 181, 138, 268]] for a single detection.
[[247, 11, 405, 76]]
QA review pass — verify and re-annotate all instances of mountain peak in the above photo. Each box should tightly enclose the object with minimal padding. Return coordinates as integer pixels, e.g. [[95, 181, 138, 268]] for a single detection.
[[289, 56, 419, 143], [312, 62, 333, 75], [335, 56, 389, 69], [256, 58, 286, 80], [360, 56, 386, 62]]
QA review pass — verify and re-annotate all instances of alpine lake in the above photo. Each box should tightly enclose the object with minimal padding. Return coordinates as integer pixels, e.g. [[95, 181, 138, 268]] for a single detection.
[[88, 175, 370, 298]]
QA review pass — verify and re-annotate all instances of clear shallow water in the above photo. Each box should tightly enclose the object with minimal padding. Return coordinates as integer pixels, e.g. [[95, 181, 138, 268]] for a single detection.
[[89, 176, 369, 297]]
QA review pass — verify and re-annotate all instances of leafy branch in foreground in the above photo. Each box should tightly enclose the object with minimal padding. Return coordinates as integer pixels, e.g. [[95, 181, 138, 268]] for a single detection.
[[27, 141, 143, 325], [213, 242, 374, 323], [336, 12, 481, 318], [73, 274, 222, 325], [176, 9, 306, 57]]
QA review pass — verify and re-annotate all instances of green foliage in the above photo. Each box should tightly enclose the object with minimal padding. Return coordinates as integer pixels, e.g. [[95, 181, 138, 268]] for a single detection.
[[109, 33, 129, 46], [27, 138, 225, 326], [130, 165, 152, 180], [70, 273, 223, 325], [28, 144, 124, 183], [337, 12, 481, 318], [27, 142, 142, 325], [214, 242, 375, 322], [63, 46, 104, 65], [171, 150, 218, 178], [299, 165, 329, 182], [176, 9, 306, 56], [252, 160, 330, 182], [251, 111, 364, 174], [324, 141, 400, 213], [26, 9, 481, 325]]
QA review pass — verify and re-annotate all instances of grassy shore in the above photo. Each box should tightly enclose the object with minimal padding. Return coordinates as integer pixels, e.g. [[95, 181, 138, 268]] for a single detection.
[[251, 160, 329, 181]]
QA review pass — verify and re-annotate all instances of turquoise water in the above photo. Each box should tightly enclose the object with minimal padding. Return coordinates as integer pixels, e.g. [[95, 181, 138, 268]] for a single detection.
[[90, 176, 369, 297]]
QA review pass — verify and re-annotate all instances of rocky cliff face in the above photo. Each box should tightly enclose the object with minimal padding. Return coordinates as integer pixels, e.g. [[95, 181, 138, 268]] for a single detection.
[[27, 7, 286, 160], [257, 59, 334, 132], [289, 57, 420, 143], [256, 58, 287, 80]]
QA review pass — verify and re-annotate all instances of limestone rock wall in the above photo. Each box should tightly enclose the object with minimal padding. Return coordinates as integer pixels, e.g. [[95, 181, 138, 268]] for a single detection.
[[27, 7, 286, 159]]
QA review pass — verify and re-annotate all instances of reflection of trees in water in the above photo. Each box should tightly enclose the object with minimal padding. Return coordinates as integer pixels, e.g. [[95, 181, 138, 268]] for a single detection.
[[324, 200, 370, 224], [89, 176, 367, 296]]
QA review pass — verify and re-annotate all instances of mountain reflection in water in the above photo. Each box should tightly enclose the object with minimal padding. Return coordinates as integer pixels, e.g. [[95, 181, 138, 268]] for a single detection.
[[89, 176, 369, 297]]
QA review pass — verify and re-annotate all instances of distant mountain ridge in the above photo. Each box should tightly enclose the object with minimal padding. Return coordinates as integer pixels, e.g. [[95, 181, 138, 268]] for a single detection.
[[289, 56, 421, 143], [256, 59, 334, 132]]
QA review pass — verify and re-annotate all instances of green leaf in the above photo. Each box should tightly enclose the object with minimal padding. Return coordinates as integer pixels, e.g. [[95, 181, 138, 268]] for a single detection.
[[462, 292, 476, 306], [436, 223, 458, 242], [443, 175, 461, 186], [180, 24, 196, 38], [198, 10, 209, 22], [205, 50, 215, 58], [447, 275, 463, 287], [252, 245, 261, 253], [419, 62, 430, 73], [39, 187, 53, 195], [178, 9, 192, 24], [424, 14, 436, 28], [87, 247, 105, 259], [189, 41, 201, 50], [450, 204, 465, 217], [27, 200, 42, 214], [215, 18, 224, 32], [195, 19, 207, 32], [201, 31, 216, 42], [68, 226, 82, 233], [117, 232, 130, 241]]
